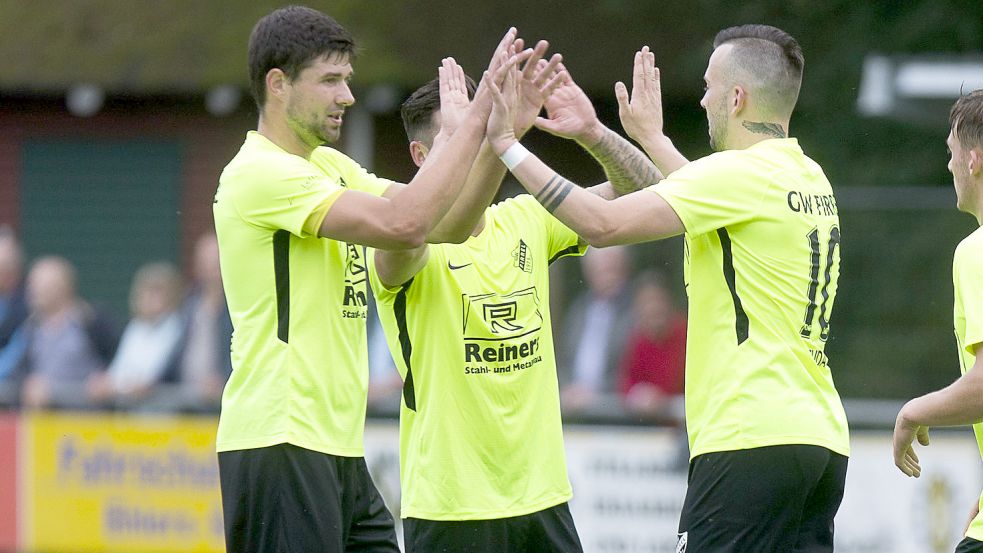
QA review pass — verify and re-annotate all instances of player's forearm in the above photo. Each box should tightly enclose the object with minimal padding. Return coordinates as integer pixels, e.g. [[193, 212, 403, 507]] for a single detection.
[[900, 362, 983, 427], [636, 134, 690, 176], [426, 140, 505, 243], [394, 112, 487, 242], [507, 151, 627, 247], [580, 126, 663, 195], [374, 247, 430, 289]]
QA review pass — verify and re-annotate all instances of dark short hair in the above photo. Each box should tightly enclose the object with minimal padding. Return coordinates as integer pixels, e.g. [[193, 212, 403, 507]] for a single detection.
[[248, 6, 356, 110], [400, 75, 477, 146], [713, 24, 804, 118], [950, 89, 983, 150]]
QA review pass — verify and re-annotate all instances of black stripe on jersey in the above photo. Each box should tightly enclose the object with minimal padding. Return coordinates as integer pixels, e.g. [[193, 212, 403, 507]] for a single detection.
[[272, 230, 291, 343], [394, 278, 417, 411], [716, 228, 749, 345], [549, 244, 581, 265]]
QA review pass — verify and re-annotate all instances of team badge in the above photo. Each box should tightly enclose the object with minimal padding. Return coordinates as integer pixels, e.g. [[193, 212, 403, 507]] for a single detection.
[[512, 239, 533, 273], [676, 531, 687, 553]]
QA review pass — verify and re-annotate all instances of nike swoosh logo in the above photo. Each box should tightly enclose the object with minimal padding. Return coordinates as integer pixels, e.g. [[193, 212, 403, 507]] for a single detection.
[[448, 261, 472, 270]]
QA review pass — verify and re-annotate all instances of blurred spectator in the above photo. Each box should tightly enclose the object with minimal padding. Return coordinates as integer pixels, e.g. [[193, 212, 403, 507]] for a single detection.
[[163, 233, 233, 410], [556, 246, 635, 412], [89, 262, 183, 406], [618, 271, 686, 419], [0, 230, 28, 387], [0, 229, 26, 349], [19, 257, 118, 409]]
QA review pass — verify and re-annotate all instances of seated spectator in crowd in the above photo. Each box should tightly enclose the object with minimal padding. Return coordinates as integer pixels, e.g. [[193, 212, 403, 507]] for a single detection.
[[0, 230, 28, 390], [618, 271, 686, 420], [19, 257, 118, 409], [162, 233, 233, 410], [556, 246, 635, 412], [89, 262, 183, 406]]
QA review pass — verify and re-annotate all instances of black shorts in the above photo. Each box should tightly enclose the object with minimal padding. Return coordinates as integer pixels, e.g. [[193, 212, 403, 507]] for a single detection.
[[677, 444, 848, 553], [403, 502, 583, 553], [956, 537, 983, 553], [218, 443, 399, 553]]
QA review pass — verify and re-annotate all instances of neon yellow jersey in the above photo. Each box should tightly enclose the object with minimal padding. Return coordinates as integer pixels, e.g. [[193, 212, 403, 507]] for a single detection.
[[214, 131, 393, 457], [650, 138, 849, 459], [368, 195, 585, 520], [953, 226, 983, 541]]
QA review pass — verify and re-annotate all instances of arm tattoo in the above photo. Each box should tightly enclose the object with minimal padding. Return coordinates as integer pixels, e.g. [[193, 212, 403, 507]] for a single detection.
[[535, 173, 576, 214], [742, 121, 786, 139], [586, 129, 662, 196]]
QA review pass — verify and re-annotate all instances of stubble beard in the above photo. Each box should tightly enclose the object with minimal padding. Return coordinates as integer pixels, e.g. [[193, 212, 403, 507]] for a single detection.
[[287, 104, 337, 147], [707, 103, 728, 152]]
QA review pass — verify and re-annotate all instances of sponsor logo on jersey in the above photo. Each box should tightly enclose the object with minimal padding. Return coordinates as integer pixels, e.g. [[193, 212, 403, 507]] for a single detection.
[[461, 287, 544, 375]]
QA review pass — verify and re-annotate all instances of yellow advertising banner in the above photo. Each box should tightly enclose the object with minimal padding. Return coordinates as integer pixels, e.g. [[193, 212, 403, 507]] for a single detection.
[[23, 412, 224, 553]]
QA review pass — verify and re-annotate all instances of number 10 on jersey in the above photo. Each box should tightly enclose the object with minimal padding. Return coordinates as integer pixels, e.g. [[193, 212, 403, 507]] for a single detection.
[[800, 225, 840, 342]]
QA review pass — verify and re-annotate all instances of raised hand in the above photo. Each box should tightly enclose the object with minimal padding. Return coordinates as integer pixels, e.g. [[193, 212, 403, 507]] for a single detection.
[[514, 40, 563, 137], [615, 46, 666, 143], [533, 65, 604, 146], [472, 28, 533, 117], [485, 52, 523, 154], [437, 57, 471, 137]]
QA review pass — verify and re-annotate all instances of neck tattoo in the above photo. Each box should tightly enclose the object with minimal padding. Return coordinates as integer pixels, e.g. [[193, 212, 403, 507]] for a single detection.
[[742, 121, 787, 139]]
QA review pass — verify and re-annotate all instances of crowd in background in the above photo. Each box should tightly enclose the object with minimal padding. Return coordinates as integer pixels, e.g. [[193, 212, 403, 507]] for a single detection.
[[0, 227, 231, 412], [0, 226, 686, 419]]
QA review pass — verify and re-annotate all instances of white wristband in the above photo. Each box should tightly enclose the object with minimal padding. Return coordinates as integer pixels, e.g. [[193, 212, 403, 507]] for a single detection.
[[499, 142, 530, 171]]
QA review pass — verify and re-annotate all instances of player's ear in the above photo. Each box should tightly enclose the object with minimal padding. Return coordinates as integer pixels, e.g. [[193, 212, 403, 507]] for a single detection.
[[969, 147, 982, 176], [267, 68, 288, 104], [731, 85, 747, 115], [409, 140, 429, 168]]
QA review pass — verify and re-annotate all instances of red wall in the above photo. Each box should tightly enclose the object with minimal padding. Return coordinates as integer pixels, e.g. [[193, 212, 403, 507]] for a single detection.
[[0, 413, 16, 550]]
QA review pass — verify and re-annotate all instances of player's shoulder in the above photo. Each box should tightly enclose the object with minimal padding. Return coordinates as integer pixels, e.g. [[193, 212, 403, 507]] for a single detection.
[[490, 194, 546, 218], [956, 226, 983, 259], [486, 194, 554, 232], [222, 132, 316, 184], [310, 145, 357, 169], [669, 149, 749, 182]]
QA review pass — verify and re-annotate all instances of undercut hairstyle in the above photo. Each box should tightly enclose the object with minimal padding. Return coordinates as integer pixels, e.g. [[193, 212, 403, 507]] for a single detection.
[[400, 75, 477, 147], [248, 6, 356, 110], [950, 89, 983, 150], [713, 24, 804, 119]]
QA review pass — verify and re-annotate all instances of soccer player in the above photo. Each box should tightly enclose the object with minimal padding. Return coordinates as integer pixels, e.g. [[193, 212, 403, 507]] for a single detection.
[[893, 89, 983, 553], [367, 56, 661, 552], [212, 6, 524, 552], [485, 25, 850, 552]]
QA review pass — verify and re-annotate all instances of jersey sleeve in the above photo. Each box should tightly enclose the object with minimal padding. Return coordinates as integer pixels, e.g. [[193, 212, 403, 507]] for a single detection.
[[955, 238, 983, 355], [648, 153, 765, 236], [231, 157, 344, 238], [509, 195, 587, 263]]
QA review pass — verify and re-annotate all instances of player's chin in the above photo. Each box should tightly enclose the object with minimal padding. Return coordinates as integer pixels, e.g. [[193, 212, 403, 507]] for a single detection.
[[319, 127, 342, 144]]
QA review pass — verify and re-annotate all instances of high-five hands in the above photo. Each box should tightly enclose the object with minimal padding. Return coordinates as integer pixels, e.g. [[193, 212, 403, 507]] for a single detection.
[[533, 64, 604, 146], [436, 57, 472, 137], [485, 50, 523, 153], [514, 41, 563, 137], [435, 28, 535, 141], [471, 29, 534, 118], [486, 43, 566, 155], [615, 46, 666, 144]]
